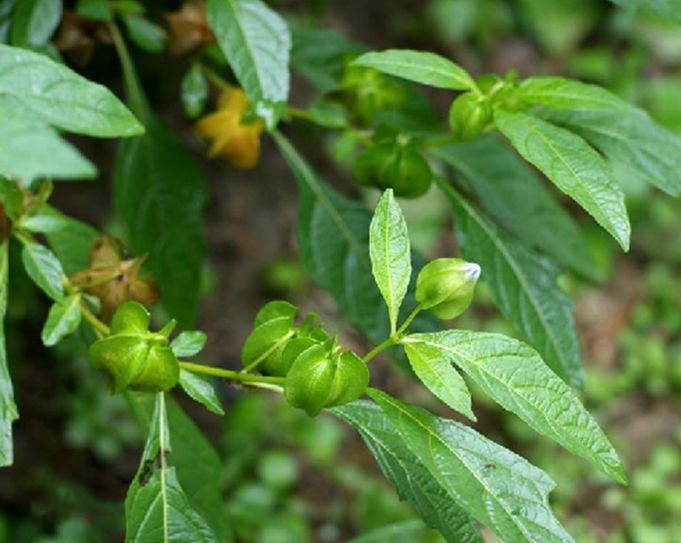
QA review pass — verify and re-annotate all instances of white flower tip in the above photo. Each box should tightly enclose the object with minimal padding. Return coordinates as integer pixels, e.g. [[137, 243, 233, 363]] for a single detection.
[[462, 262, 481, 281]]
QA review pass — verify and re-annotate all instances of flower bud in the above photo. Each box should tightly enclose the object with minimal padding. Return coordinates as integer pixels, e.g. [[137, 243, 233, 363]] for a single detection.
[[448, 93, 492, 142], [89, 302, 180, 392], [415, 258, 480, 320]]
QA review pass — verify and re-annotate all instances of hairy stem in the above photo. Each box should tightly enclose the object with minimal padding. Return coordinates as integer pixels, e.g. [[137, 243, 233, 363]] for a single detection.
[[180, 361, 285, 389]]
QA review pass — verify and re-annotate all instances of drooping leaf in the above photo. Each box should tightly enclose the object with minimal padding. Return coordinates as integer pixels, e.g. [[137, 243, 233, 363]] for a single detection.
[[333, 401, 483, 543], [178, 370, 225, 416], [431, 136, 599, 279], [494, 109, 630, 250], [40, 206, 99, 275], [126, 393, 231, 542], [206, 0, 291, 127], [368, 389, 574, 543], [404, 342, 474, 421], [369, 189, 411, 334], [0, 240, 18, 467], [0, 95, 96, 184], [439, 180, 584, 389], [352, 49, 476, 91], [41, 293, 82, 346], [20, 240, 65, 301], [10, 0, 62, 49], [114, 50, 207, 328], [517, 76, 681, 196], [125, 393, 220, 543], [0, 43, 143, 137], [403, 331, 626, 483], [273, 131, 439, 362]]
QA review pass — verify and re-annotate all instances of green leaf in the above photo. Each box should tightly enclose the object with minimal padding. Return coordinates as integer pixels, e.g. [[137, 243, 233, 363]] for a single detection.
[[41, 206, 99, 275], [126, 392, 230, 542], [0, 177, 25, 221], [608, 0, 681, 22], [0, 95, 97, 184], [352, 49, 476, 91], [171, 331, 207, 358], [20, 240, 64, 301], [181, 64, 208, 119], [0, 43, 143, 137], [347, 520, 431, 543], [125, 393, 220, 543], [41, 294, 82, 347], [494, 109, 630, 250], [11, 0, 62, 49], [439, 181, 584, 389], [124, 15, 165, 53], [333, 401, 483, 543], [114, 113, 207, 329], [431, 136, 599, 280], [0, 240, 19, 467], [518, 76, 681, 195], [405, 342, 474, 421], [76, 0, 112, 21], [273, 131, 440, 363], [403, 331, 626, 483], [206, 0, 291, 127], [369, 189, 412, 335], [179, 370, 225, 416], [368, 389, 574, 543]]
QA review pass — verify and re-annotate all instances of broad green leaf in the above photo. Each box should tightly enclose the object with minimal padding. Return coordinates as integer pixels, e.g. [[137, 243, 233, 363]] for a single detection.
[[124, 15, 166, 53], [206, 0, 291, 127], [439, 180, 584, 389], [273, 131, 440, 363], [20, 240, 64, 301], [352, 49, 476, 91], [179, 370, 225, 416], [403, 331, 626, 483], [495, 109, 630, 250], [114, 100, 206, 328], [0, 240, 18, 467], [41, 206, 99, 275], [369, 189, 411, 335], [181, 64, 208, 119], [431, 137, 599, 279], [405, 342, 474, 421], [333, 401, 483, 543], [608, 0, 681, 22], [0, 95, 96, 184], [517, 77, 681, 196], [126, 393, 231, 542], [0, 43, 143, 137], [41, 294, 82, 347], [125, 393, 220, 543], [11, 0, 62, 49], [368, 389, 574, 543], [171, 331, 207, 358]]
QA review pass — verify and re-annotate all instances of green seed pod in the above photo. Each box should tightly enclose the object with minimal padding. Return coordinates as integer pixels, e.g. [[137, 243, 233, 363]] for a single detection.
[[241, 300, 298, 371], [89, 302, 180, 392], [388, 148, 432, 199], [415, 258, 481, 320], [285, 345, 369, 416], [352, 140, 395, 189], [264, 336, 318, 377], [448, 93, 492, 142]]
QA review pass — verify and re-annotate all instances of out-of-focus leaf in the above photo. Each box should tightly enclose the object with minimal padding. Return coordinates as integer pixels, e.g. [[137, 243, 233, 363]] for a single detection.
[[0, 240, 18, 467], [181, 64, 208, 119], [124, 15, 165, 53], [11, 0, 62, 49], [609, 0, 681, 22], [0, 43, 143, 137], [206, 0, 291, 127]]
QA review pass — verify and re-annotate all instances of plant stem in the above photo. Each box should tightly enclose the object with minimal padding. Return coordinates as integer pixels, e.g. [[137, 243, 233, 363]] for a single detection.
[[362, 304, 424, 363], [179, 361, 285, 388]]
